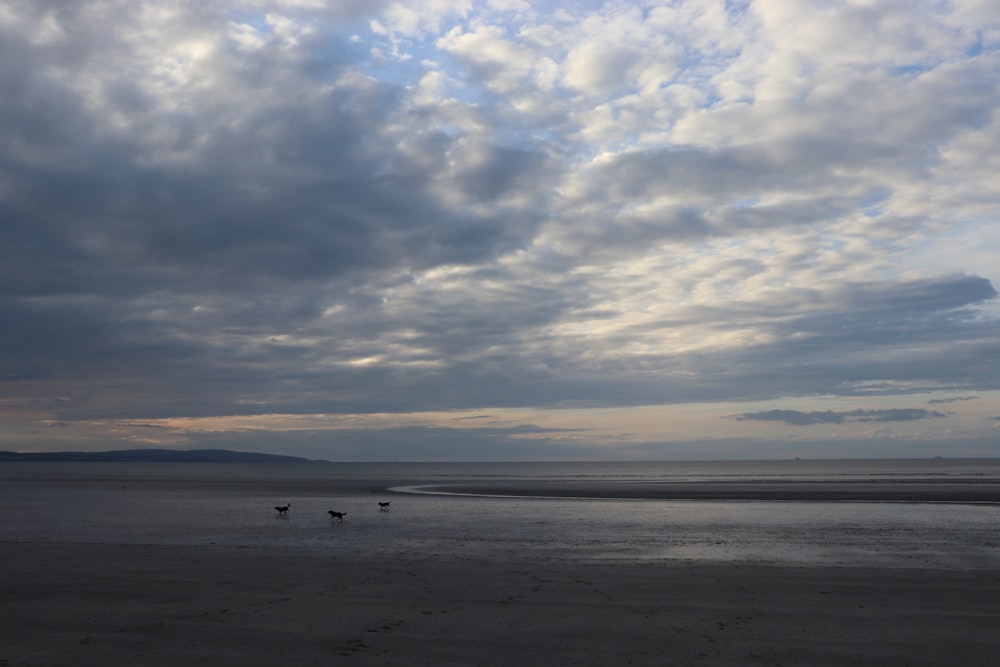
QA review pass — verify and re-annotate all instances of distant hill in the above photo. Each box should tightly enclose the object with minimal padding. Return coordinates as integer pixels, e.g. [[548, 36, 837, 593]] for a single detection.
[[0, 448, 312, 463]]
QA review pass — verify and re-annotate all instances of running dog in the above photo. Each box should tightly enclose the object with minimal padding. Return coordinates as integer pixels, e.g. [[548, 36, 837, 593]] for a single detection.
[[328, 510, 346, 521]]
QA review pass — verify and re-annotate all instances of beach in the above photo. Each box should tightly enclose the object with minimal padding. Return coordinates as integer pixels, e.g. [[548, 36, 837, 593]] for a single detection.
[[3, 460, 999, 665], [3, 541, 1000, 666]]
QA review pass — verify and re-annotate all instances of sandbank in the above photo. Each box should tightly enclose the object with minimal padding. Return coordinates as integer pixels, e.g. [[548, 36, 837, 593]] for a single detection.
[[408, 480, 1000, 502]]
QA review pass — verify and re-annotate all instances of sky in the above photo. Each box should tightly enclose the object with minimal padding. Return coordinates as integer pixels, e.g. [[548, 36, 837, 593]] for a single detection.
[[2, 0, 999, 461]]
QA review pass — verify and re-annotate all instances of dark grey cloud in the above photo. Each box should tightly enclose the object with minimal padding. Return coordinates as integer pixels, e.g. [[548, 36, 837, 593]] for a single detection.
[[0, 4, 561, 423], [928, 396, 979, 404], [730, 408, 950, 426], [730, 410, 847, 426]]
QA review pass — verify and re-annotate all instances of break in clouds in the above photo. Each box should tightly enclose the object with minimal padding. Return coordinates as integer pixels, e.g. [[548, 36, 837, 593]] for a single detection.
[[1, 1, 999, 457]]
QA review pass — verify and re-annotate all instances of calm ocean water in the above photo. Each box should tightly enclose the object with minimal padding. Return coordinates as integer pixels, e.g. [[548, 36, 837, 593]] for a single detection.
[[2, 459, 998, 568]]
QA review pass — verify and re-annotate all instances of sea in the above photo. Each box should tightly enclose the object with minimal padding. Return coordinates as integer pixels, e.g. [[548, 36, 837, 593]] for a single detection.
[[2, 459, 998, 569]]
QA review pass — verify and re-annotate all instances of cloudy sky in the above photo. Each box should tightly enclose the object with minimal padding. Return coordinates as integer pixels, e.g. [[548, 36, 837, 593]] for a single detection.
[[2, 0, 999, 461]]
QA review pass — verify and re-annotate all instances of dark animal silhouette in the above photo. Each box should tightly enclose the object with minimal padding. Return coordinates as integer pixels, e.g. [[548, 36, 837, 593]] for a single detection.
[[328, 510, 346, 521], [275, 503, 290, 516], [378, 501, 391, 511]]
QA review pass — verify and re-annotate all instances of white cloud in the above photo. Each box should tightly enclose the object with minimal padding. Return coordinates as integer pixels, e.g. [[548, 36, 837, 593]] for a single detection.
[[436, 23, 536, 93], [562, 41, 642, 96]]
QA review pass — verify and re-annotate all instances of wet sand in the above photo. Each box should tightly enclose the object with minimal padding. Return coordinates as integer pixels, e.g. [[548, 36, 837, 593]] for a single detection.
[[410, 480, 1000, 502], [3, 542, 999, 666]]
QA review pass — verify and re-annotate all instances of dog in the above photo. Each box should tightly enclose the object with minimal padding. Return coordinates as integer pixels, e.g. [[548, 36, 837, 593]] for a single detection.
[[274, 503, 290, 516], [378, 501, 391, 511], [328, 510, 346, 521]]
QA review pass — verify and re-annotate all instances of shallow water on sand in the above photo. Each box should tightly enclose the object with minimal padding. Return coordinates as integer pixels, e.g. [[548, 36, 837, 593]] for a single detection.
[[1, 460, 998, 568]]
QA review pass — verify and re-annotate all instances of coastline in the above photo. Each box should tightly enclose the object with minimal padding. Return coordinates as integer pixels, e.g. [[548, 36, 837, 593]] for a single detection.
[[5, 458, 1000, 503], [3, 541, 999, 666]]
